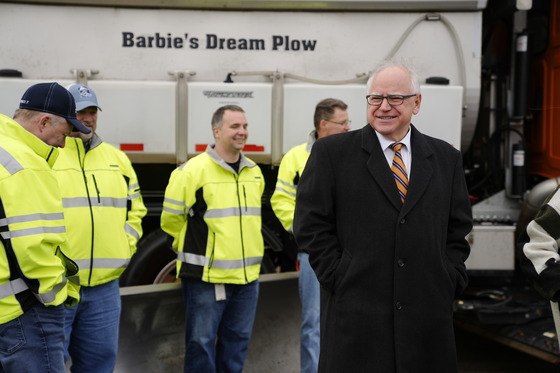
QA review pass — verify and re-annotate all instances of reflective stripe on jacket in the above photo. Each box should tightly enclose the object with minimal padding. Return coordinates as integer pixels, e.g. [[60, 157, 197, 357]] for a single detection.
[[53, 134, 147, 287], [0, 113, 78, 324], [270, 131, 315, 232], [161, 145, 265, 285]]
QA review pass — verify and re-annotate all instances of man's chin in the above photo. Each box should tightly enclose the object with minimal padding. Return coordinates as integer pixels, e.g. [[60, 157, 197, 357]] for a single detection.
[[71, 132, 93, 140]]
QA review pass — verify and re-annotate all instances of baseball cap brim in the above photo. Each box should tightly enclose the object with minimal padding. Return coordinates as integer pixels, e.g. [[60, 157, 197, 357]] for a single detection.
[[75, 100, 102, 112], [67, 117, 91, 134]]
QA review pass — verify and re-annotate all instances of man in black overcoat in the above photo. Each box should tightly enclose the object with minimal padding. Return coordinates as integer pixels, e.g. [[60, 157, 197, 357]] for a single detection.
[[293, 60, 473, 372]]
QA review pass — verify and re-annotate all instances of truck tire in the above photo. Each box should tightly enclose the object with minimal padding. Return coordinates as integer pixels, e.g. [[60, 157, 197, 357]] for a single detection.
[[120, 228, 175, 286]]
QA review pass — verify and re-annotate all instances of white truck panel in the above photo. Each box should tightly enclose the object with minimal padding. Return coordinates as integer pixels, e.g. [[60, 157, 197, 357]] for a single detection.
[[0, 78, 177, 157], [90, 81, 176, 155], [0, 79, 74, 117], [414, 85, 463, 149], [0, 4, 479, 82], [0, 3, 482, 151], [466, 225, 516, 271], [283, 83, 463, 152], [0, 78, 463, 163], [283, 84, 366, 153], [187, 82, 272, 157]]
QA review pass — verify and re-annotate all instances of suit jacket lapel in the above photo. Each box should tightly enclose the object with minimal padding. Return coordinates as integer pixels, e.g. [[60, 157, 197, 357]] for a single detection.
[[402, 125, 434, 214], [361, 125, 402, 210]]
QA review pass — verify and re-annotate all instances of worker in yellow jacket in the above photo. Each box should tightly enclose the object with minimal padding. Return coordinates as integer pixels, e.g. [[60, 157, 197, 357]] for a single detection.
[[161, 105, 264, 373], [271, 98, 350, 373], [0, 82, 91, 373], [54, 84, 147, 373]]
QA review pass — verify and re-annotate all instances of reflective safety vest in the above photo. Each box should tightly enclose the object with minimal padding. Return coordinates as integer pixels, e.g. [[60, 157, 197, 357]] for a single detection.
[[0, 114, 79, 325], [161, 146, 265, 285], [271, 131, 316, 232], [53, 134, 147, 287]]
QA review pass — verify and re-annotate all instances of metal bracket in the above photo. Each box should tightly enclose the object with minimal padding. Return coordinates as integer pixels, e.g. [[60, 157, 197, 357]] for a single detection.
[[70, 69, 99, 85]]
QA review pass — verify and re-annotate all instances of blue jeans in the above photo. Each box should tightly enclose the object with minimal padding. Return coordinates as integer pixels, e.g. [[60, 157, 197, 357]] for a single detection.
[[0, 304, 66, 373], [298, 252, 320, 373], [64, 279, 121, 373], [181, 279, 259, 373]]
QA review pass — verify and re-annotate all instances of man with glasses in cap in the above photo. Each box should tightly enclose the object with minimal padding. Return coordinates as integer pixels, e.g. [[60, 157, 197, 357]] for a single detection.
[[271, 97, 349, 373], [294, 60, 472, 372], [0, 82, 91, 373], [54, 84, 147, 373]]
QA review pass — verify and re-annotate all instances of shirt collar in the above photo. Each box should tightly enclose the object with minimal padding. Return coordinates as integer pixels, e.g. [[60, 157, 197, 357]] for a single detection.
[[306, 129, 317, 153], [375, 128, 412, 152]]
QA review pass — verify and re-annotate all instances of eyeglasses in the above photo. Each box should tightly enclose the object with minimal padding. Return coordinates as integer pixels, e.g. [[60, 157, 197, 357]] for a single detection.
[[325, 119, 352, 126], [366, 94, 417, 106]]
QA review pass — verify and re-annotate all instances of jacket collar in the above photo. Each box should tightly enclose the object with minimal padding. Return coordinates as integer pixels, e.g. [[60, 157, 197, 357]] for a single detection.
[[64, 133, 104, 158], [86, 133, 103, 151], [205, 144, 257, 173], [0, 114, 60, 167], [306, 130, 318, 153]]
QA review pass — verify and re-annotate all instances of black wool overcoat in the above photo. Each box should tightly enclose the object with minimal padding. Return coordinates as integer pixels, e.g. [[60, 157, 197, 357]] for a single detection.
[[294, 124, 473, 373]]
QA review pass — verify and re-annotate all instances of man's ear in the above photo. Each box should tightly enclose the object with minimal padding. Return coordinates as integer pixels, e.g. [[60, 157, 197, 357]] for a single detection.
[[38, 114, 50, 132], [412, 93, 422, 115]]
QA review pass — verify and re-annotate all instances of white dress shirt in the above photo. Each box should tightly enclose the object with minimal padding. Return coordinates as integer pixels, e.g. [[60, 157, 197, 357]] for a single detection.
[[375, 128, 412, 179]]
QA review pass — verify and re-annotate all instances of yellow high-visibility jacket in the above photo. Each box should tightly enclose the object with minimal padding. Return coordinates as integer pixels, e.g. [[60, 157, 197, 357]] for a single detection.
[[271, 131, 316, 232], [0, 113, 79, 325], [53, 134, 147, 287], [161, 145, 265, 285]]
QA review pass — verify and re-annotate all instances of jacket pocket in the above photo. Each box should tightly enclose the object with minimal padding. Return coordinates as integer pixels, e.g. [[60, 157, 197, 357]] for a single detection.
[[333, 248, 352, 294]]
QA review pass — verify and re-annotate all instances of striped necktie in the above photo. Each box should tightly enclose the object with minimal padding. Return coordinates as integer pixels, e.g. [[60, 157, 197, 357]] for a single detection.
[[390, 142, 408, 203]]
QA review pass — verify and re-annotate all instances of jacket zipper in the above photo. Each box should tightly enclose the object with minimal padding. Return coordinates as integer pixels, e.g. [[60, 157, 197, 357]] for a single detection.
[[234, 170, 249, 283], [77, 141, 96, 285]]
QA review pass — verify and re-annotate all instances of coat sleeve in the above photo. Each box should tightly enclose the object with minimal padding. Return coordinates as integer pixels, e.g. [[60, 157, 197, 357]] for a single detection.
[[4, 168, 71, 306], [271, 150, 298, 232], [161, 165, 194, 252], [294, 140, 341, 291], [446, 152, 473, 298], [520, 186, 560, 301], [122, 153, 147, 252]]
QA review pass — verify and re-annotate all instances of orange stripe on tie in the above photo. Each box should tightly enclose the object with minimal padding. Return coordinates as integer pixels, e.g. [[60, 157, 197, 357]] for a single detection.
[[390, 142, 408, 203]]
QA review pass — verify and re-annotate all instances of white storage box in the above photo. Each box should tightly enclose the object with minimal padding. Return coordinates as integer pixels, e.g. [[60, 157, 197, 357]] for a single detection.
[[465, 225, 516, 271]]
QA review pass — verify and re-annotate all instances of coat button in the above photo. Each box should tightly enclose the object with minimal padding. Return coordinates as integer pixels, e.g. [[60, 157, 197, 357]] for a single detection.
[[400, 218, 406, 224], [397, 259, 405, 267], [396, 302, 403, 310]]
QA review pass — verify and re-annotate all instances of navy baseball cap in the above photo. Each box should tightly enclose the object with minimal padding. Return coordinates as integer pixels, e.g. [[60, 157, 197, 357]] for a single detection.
[[19, 82, 91, 134]]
